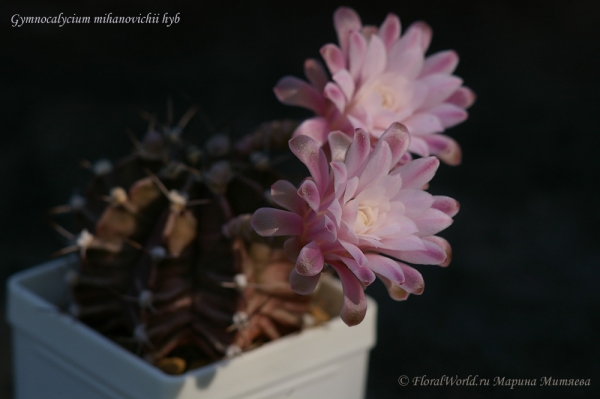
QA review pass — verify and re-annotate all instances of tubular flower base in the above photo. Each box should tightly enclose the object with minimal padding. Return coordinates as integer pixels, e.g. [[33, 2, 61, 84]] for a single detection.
[[252, 123, 459, 326], [274, 6, 475, 165]]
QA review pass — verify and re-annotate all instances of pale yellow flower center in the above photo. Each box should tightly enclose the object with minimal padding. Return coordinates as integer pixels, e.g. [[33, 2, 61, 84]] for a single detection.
[[357, 204, 378, 228], [376, 86, 396, 110]]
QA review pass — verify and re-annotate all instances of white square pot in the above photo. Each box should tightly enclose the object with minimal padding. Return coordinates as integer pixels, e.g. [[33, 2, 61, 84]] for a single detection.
[[6, 257, 377, 399]]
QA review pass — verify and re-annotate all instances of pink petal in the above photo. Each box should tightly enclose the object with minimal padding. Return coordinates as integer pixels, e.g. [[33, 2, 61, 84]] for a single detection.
[[412, 208, 453, 236], [395, 156, 439, 189], [297, 179, 321, 212], [387, 47, 424, 80], [333, 7, 362, 56], [409, 21, 432, 52], [393, 189, 434, 217], [446, 86, 476, 109], [407, 136, 431, 157], [348, 30, 367, 81], [323, 82, 347, 113], [382, 239, 447, 265], [289, 269, 321, 295], [339, 239, 368, 267], [361, 35, 387, 82], [357, 235, 382, 248], [293, 117, 333, 146], [357, 141, 392, 192], [398, 151, 412, 165], [424, 134, 451, 155], [402, 112, 444, 136], [307, 214, 337, 242], [365, 254, 405, 285], [388, 23, 420, 58], [431, 195, 460, 217], [304, 58, 328, 92], [320, 44, 346, 75], [380, 235, 426, 252], [420, 50, 459, 77], [327, 195, 343, 226], [422, 134, 462, 166], [404, 80, 429, 118], [284, 237, 302, 261], [378, 275, 410, 300], [330, 263, 367, 326], [378, 13, 401, 50], [343, 176, 360, 204], [337, 256, 376, 286], [270, 180, 304, 214], [251, 208, 303, 237], [340, 219, 359, 244], [345, 129, 371, 178], [398, 263, 425, 294], [329, 108, 355, 133], [429, 103, 468, 128], [274, 76, 326, 113], [419, 74, 464, 111], [346, 105, 373, 132], [422, 236, 452, 267], [378, 214, 419, 237], [387, 27, 424, 79], [372, 109, 403, 133], [332, 69, 356, 100], [295, 241, 324, 276], [289, 135, 330, 194], [330, 161, 348, 200], [375, 122, 410, 166], [328, 131, 353, 162]]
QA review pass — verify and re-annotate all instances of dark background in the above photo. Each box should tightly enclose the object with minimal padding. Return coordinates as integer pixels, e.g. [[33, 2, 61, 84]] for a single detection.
[[2, 0, 599, 398]]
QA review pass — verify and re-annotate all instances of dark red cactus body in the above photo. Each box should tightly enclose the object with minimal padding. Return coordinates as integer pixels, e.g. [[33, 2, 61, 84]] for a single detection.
[[52, 110, 321, 373]]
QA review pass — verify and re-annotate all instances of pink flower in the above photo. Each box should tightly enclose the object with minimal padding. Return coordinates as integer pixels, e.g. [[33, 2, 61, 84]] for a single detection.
[[274, 7, 475, 165], [251, 123, 459, 325]]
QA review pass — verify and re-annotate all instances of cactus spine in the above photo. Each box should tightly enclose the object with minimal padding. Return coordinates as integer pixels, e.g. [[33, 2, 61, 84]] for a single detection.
[[51, 107, 327, 374]]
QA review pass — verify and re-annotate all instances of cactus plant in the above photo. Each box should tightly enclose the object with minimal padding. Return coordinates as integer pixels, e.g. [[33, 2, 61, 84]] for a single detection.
[[44, 5, 470, 380], [49, 107, 328, 374]]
